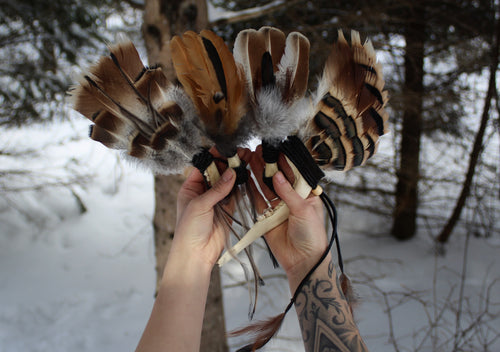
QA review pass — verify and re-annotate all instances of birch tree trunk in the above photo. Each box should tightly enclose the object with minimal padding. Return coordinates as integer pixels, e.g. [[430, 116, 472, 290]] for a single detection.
[[142, 1, 228, 350]]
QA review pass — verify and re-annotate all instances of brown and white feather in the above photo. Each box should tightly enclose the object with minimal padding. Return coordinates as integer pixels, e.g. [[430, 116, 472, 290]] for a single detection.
[[302, 29, 389, 175], [70, 41, 203, 175]]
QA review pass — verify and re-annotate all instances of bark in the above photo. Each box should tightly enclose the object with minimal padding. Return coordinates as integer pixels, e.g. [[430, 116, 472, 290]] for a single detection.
[[391, 3, 426, 240], [436, 3, 500, 243], [142, 1, 228, 351]]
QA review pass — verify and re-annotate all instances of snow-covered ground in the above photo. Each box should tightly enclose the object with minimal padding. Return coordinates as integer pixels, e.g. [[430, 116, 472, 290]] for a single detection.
[[1, 119, 499, 352]]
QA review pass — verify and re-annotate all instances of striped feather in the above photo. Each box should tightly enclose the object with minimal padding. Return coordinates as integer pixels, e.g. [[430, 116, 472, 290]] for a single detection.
[[70, 41, 203, 175], [303, 29, 389, 173]]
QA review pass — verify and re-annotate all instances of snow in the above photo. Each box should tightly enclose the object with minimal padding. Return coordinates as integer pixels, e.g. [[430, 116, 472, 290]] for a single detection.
[[1, 118, 499, 352]]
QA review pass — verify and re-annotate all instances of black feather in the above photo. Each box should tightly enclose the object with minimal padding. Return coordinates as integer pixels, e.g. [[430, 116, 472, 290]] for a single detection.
[[201, 37, 227, 98], [365, 133, 376, 158], [323, 93, 348, 120], [314, 111, 341, 139], [368, 107, 385, 136], [261, 51, 276, 88], [364, 83, 384, 105]]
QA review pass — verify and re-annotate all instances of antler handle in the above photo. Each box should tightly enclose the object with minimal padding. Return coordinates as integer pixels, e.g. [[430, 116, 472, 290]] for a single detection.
[[217, 157, 312, 266]]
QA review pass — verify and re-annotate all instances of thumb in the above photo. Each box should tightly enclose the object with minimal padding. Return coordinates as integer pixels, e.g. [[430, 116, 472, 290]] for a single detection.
[[273, 171, 306, 213], [197, 168, 235, 210]]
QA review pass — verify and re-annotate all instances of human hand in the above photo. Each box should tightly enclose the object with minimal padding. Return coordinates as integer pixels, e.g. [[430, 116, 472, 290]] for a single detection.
[[249, 147, 329, 291], [172, 166, 236, 269]]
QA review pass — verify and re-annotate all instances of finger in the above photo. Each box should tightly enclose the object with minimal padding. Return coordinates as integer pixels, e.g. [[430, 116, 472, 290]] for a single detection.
[[180, 167, 206, 196], [196, 168, 235, 211], [277, 153, 296, 184], [273, 171, 307, 213]]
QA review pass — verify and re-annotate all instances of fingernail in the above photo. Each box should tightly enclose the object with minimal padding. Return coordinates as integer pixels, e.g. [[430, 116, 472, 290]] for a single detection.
[[222, 169, 233, 182], [275, 171, 286, 184]]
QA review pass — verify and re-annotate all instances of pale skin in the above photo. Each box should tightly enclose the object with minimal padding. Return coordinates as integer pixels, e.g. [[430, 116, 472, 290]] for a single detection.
[[135, 148, 368, 352]]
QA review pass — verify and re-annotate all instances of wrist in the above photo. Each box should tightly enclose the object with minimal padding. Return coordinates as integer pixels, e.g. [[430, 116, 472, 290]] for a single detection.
[[161, 247, 213, 287], [286, 252, 334, 293], [169, 232, 218, 274]]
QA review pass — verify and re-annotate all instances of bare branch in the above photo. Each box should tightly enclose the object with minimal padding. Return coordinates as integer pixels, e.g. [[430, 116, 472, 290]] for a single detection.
[[209, 0, 302, 27], [121, 0, 144, 10]]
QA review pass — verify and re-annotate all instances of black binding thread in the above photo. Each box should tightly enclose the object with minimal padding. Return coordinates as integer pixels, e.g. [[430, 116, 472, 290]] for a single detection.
[[233, 159, 249, 186], [192, 149, 214, 177], [280, 135, 325, 189], [261, 141, 280, 192]]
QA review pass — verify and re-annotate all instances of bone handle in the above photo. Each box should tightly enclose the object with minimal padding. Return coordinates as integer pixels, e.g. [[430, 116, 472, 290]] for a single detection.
[[264, 162, 279, 178], [217, 158, 312, 266], [204, 161, 220, 185]]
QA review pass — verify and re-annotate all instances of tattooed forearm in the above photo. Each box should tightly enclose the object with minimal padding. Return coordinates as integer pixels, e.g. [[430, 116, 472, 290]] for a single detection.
[[294, 259, 368, 352]]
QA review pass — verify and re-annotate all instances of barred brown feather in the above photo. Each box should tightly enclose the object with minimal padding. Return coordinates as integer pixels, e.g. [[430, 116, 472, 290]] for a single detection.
[[70, 41, 202, 174], [304, 29, 389, 173]]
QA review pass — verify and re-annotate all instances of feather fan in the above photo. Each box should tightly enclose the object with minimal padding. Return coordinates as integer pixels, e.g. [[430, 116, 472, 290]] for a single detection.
[[223, 29, 389, 352], [220, 29, 390, 266]]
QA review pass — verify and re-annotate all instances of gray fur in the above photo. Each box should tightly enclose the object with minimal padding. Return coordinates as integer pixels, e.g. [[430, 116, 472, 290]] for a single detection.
[[252, 88, 312, 144]]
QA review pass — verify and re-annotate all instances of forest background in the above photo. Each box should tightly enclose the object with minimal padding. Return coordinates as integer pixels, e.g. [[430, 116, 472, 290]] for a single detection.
[[1, 1, 499, 351]]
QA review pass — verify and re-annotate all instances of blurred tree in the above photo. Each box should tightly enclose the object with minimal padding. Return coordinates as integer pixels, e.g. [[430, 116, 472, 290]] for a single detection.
[[0, 0, 133, 126], [437, 1, 500, 244], [142, 1, 228, 351]]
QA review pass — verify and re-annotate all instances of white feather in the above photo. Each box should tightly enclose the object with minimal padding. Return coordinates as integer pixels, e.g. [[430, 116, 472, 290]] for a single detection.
[[233, 29, 254, 95], [276, 31, 308, 89]]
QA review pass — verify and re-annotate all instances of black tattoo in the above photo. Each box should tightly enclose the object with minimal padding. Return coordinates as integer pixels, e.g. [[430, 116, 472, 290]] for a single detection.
[[328, 260, 334, 279], [294, 259, 368, 352]]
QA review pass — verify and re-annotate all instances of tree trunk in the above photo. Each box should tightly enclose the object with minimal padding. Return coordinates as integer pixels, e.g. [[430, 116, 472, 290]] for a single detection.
[[436, 3, 500, 243], [142, 1, 228, 351], [391, 4, 426, 240]]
